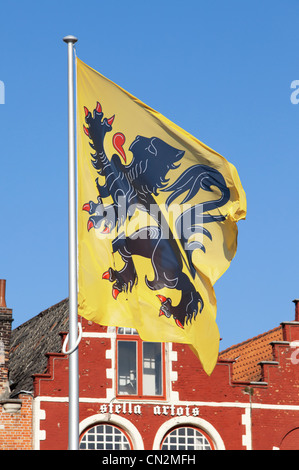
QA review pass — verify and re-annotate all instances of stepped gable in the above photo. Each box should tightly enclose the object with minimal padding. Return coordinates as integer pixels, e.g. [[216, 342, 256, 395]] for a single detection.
[[219, 326, 283, 383], [9, 299, 69, 397]]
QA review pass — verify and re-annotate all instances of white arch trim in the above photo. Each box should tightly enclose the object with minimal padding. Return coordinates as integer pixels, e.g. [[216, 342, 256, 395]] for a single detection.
[[152, 415, 225, 450], [79, 413, 144, 450]]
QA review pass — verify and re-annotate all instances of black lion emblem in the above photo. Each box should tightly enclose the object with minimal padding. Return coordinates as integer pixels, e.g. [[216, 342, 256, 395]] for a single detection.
[[82, 102, 230, 329]]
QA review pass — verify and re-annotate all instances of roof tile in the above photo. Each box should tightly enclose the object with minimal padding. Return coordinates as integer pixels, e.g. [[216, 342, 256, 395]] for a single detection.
[[219, 326, 283, 382]]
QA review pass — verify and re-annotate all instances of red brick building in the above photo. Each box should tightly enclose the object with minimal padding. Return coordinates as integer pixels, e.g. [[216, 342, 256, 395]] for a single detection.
[[1, 277, 299, 450]]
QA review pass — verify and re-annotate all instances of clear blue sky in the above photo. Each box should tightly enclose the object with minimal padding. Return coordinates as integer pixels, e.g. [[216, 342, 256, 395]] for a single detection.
[[0, 0, 298, 351]]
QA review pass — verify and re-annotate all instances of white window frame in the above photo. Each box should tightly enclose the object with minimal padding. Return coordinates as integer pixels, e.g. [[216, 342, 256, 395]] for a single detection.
[[79, 423, 132, 450], [153, 416, 225, 450], [79, 414, 144, 450]]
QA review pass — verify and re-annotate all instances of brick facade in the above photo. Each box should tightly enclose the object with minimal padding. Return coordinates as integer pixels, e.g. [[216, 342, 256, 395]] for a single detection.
[[2, 276, 299, 450], [0, 394, 33, 450], [32, 311, 299, 450]]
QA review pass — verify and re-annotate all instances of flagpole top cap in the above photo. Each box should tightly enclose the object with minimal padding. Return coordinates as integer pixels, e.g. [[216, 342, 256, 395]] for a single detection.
[[63, 35, 78, 44]]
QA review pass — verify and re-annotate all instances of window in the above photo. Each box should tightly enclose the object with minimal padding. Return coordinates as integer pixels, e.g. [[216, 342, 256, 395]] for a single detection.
[[116, 327, 165, 398], [80, 424, 132, 450], [161, 426, 214, 450]]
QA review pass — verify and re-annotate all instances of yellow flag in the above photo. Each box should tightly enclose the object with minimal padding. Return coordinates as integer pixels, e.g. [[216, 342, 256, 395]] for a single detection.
[[76, 58, 246, 375]]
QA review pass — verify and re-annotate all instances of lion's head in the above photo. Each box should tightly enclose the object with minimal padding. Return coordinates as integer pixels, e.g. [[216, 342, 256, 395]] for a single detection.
[[127, 136, 184, 195]]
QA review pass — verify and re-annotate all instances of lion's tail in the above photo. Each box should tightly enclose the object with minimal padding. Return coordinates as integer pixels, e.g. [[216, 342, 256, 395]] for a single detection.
[[164, 164, 230, 278]]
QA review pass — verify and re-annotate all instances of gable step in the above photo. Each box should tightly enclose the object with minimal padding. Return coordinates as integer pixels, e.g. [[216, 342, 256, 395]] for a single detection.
[[249, 381, 268, 386], [258, 361, 279, 365]]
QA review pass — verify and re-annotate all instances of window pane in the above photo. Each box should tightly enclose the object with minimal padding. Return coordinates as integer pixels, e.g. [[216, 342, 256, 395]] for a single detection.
[[117, 341, 137, 395], [142, 342, 162, 396], [80, 424, 131, 450], [118, 327, 138, 335], [161, 427, 212, 450]]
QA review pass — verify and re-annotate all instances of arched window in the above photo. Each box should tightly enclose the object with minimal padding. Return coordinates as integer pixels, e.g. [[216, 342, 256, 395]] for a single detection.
[[279, 427, 299, 450], [161, 426, 214, 450], [79, 424, 132, 450]]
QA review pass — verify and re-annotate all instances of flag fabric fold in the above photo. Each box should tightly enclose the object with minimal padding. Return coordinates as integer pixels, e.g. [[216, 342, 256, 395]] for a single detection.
[[76, 57, 246, 375]]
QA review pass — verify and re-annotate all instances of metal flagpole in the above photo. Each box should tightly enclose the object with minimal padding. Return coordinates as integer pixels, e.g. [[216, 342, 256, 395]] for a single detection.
[[63, 35, 79, 450]]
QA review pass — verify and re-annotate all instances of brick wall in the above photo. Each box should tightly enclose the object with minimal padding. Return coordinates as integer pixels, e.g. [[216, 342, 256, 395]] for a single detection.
[[0, 280, 33, 450], [0, 394, 33, 450]]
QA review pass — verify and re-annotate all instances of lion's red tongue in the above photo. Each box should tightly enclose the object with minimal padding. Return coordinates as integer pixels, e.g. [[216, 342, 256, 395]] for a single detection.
[[113, 132, 126, 162]]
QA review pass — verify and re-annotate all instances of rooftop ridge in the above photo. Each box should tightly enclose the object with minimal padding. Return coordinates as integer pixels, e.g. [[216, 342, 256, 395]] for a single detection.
[[12, 298, 68, 332], [219, 324, 283, 356]]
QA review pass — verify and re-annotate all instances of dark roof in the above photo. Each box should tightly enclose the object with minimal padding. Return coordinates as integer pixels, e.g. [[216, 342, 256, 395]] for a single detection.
[[9, 299, 69, 397]]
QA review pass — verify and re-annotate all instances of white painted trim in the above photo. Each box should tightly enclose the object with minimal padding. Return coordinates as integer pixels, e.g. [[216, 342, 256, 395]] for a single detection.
[[152, 415, 225, 450], [79, 413, 144, 450], [105, 331, 116, 400], [168, 343, 179, 401], [241, 407, 252, 450], [82, 332, 115, 339], [33, 398, 46, 450], [251, 403, 299, 411], [34, 396, 299, 411]]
